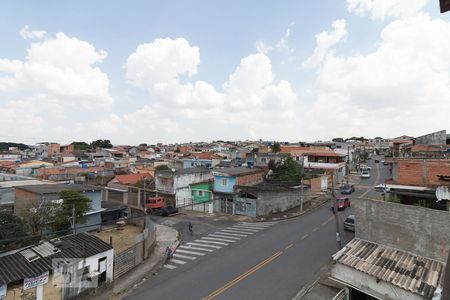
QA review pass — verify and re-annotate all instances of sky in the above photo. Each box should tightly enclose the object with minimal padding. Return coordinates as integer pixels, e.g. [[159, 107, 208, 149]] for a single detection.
[[0, 0, 449, 145]]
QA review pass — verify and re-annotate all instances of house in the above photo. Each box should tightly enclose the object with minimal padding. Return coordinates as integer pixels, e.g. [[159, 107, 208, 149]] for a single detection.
[[330, 198, 447, 300], [0, 152, 21, 162], [0, 233, 113, 300], [155, 168, 212, 207], [190, 181, 213, 203], [0, 177, 56, 213], [107, 173, 153, 187], [212, 167, 267, 214], [14, 184, 104, 232], [234, 182, 309, 217]]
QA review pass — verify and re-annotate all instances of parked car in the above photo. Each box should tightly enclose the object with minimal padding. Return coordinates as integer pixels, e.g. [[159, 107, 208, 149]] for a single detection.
[[374, 159, 380, 163], [152, 206, 179, 217], [340, 184, 355, 194], [360, 164, 372, 171], [344, 215, 355, 232], [361, 171, 370, 179], [335, 196, 350, 210], [383, 161, 389, 165]]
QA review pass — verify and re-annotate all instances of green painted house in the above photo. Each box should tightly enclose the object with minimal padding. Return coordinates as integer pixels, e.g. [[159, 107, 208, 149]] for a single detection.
[[191, 182, 213, 203]]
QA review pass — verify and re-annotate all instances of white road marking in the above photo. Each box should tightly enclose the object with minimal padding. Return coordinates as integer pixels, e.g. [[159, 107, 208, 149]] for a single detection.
[[170, 259, 187, 265], [202, 237, 236, 243], [238, 223, 272, 228], [209, 234, 241, 240], [173, 253, 196, 260], [241, 221, 277, 225], [233, 225, 266, 230], [229, 227, 259, 233], [231, 226, 260, 232], [186, 242, 222, 249], [179, 245, 214, 252], [217, 231, 248, 237], [195, 239, 229, 246], [222, 229, 254, 235], [175, 249, 206, 256], [164, 264, 176, 269]]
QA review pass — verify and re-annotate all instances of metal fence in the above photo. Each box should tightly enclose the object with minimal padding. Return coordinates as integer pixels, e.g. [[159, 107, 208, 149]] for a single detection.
[[113, 215, 156, 280]]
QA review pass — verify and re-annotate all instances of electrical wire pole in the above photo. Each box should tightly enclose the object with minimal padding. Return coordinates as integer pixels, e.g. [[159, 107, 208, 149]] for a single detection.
[[331, 171, 342, 250], [346, 146, 350, 184], [72, 205, 76, 235]]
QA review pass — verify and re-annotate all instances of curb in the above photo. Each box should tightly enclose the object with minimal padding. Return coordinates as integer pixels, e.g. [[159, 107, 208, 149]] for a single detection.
[[255, 198, 331, 223], [111, 232, 181, 300]]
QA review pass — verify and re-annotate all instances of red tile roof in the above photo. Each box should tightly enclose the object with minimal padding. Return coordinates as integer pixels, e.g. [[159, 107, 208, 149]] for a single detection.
[[114, 173, 153, 185]]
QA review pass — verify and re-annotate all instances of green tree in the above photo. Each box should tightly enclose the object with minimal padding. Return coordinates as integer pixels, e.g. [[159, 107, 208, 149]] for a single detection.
[[72, 141, 89, 150], [155, 164, 170, 171], [277, 156, 303, 182], [0, 212, 31, 252], [272, 142, 281, 153], [0, 142, 29, 151], [52, 190, 91, 234], [332, 138, 344, 142], [90, 139, 113, 149]]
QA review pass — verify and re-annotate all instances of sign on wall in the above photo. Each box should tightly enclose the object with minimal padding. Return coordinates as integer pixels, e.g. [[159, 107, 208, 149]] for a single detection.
[[23, 272, 49, 290], [0, 284, 6, 299]]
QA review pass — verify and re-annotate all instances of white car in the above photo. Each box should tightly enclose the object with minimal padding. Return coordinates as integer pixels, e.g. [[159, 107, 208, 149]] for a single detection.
[[360, 165, 372, 171], [361, 171, 371, 179]]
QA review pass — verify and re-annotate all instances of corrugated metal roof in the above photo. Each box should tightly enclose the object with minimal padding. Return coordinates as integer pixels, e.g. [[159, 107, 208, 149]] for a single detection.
[[334, 238, 443, 299], [0, 233, 112, 285]]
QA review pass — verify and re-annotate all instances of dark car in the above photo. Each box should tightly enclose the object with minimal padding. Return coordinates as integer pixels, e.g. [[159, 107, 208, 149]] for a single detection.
[[152, 206, 179, 217], [340, 184, 355, 194], [344, 215, 355, 232], [335, 196, 350, 210], [374, 159, 380, 163]]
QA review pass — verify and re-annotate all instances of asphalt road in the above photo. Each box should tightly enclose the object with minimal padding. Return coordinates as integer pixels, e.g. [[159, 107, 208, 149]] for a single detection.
[[125, 157, 390, 300]]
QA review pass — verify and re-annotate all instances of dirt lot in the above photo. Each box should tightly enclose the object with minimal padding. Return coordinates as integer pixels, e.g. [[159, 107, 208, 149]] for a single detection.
[[92, 225, 142, 253]]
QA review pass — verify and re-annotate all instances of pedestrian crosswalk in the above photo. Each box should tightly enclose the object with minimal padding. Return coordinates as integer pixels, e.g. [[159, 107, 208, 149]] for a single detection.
[[163, 221, 277, 270]]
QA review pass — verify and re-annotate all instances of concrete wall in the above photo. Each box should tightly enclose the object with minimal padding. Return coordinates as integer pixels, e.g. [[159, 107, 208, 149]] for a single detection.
[[355, 198, 450, 262], [256, 189, 307, 216], [415, 130, 446, 145]]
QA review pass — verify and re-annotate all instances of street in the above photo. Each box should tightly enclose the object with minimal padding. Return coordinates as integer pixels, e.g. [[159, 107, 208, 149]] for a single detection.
[[125, 158, 390, 300]]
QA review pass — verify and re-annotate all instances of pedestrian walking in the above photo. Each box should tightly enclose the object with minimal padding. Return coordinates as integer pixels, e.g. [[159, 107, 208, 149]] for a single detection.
[[188, 222, 193, 235]]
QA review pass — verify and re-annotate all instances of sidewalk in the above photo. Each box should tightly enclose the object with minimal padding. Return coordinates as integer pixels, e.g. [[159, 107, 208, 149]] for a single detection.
[[93, 224, 180, 300], [292, 259, 344, 300], [179, 194, 331, 223]]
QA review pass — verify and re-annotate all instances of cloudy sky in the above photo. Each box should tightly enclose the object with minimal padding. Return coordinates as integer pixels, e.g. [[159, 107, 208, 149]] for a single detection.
[[0, 0, 449, 145]]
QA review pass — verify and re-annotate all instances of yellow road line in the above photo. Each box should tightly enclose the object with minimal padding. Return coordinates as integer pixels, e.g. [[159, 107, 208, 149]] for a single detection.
[[322, 216, 334, 226], [202, 251, 283, 300], [285, 244, 294, 250]]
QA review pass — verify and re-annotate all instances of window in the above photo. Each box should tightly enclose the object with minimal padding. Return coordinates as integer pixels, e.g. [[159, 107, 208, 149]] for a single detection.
[[221, 178, 227, 186], [199, 191, 204, 196]]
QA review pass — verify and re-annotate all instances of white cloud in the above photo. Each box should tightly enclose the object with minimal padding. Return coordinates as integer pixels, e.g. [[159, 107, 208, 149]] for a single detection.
[[306, 14, 450, 139], [0, 32, 112, 107], [125, 37, 200, 88], [255, 23, 294, 54], [347, 0, 429, 20], [19, 25, 47, 40], [303, 19, 347, 68], [102, 38, 299, 142]]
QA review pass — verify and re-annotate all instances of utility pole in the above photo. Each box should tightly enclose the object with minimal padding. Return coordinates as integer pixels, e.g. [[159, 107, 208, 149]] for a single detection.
[[72, 205, 76, 234], [331, 172, 342, 250], [143, 177, 147, 210], [299, 177, 304, 213], [346, 145, 350, 184]]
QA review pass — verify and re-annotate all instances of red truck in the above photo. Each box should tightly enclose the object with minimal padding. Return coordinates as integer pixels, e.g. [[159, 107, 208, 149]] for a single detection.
[[145, 197, 178, 216]]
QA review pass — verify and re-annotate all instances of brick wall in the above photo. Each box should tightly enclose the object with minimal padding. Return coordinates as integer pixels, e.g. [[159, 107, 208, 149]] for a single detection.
[[14, 188, 38, 217], [236, 171, 266, 186], [394, 159, 450, 185]]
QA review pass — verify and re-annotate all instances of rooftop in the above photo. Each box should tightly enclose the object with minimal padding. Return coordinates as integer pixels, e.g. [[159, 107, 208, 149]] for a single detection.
[[158, 167, 211, 176], [113, 173, 153, 185], [333, 238, 443, 299], [0, 233, 112, 285], [15, 183, 101, 194], [212, 167, 266, 176]]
